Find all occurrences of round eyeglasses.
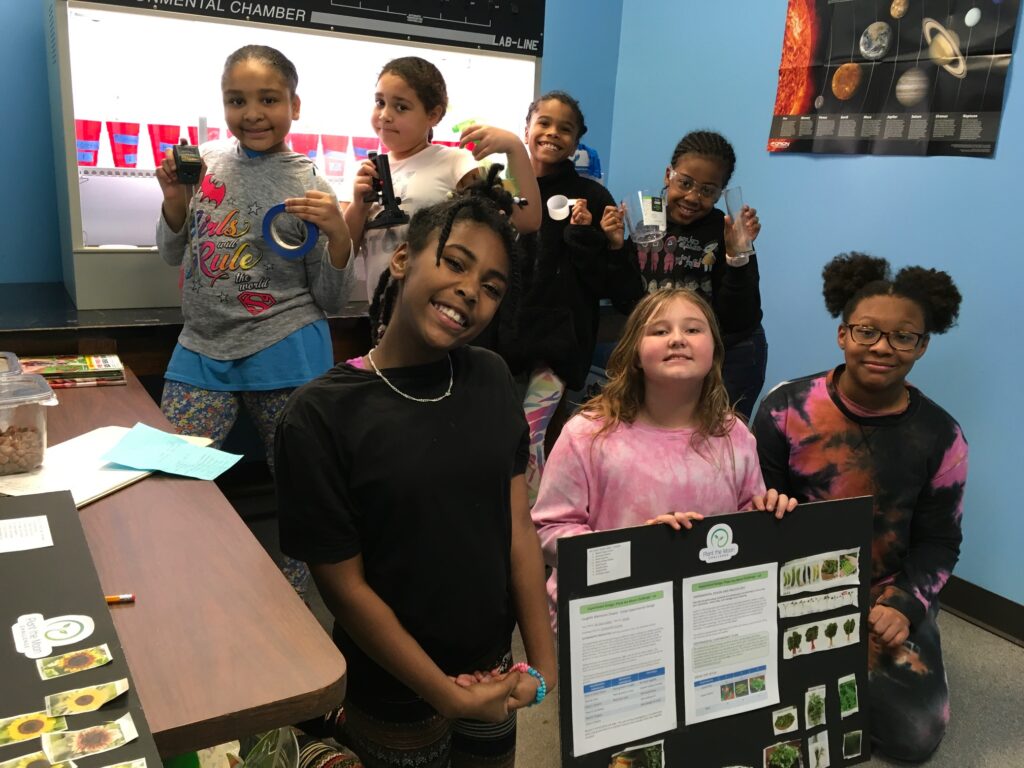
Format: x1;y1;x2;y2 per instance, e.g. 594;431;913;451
845;324;925;351
668;171;722;202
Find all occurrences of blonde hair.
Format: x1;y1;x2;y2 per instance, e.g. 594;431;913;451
581;289;735;444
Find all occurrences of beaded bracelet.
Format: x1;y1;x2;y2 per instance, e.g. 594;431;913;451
510;662;547;706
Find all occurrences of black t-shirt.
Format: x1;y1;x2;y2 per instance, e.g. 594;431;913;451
276;346;529;696
479;161;644;390
631;208;763;346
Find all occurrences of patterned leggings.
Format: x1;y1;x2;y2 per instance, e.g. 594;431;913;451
522;368;566;508
160;380;309;593
868;608;949;762
336;652;518;768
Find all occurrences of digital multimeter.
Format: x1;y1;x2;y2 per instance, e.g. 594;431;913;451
172;139;203;185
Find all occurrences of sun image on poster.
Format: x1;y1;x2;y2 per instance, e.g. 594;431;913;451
768;0;1020;156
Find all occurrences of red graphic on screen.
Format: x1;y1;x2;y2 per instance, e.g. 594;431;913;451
199;174;226;207
238;291;277;315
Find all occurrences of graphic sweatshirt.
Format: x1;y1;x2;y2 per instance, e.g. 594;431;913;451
157;140;354;360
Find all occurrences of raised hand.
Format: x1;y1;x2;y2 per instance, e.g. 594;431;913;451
569;198;592;226
459;123;523;161
284;189;347;243
600;203;626;249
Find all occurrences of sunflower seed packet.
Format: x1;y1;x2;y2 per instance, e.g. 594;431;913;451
0;712;68;747
44;679;129;717
0;750;76;768
41;714;137;764
35;644;112;681
95;760;146;768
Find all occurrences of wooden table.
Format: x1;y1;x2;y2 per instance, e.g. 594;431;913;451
46;370;346;756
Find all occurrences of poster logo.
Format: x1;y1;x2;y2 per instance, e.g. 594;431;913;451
699;523;739;563
12;613;96;659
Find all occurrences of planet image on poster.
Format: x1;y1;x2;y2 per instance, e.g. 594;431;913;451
965;8;982;27
895;67;929;106
814;95;824;110
890;0;908;19
832;63;862;100
860;21;892;60
923;18;967;78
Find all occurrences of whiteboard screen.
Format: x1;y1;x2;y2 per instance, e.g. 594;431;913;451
66;3;538;171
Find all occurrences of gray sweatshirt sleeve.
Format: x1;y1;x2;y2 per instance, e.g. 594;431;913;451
156;209;188;267
305;174;355;314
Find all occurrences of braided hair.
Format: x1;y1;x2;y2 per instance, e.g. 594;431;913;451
822;252;962;335
368;163;523;344
670;130;737;188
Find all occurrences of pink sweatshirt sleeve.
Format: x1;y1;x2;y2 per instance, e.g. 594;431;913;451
531;417;595;569
731;420;767;511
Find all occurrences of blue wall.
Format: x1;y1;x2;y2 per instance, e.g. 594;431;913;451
607;1;1022;605
540;0;623;171
1;2;61;282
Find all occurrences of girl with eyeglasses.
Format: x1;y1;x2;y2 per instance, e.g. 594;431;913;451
752;252;968;763
604;130;766;417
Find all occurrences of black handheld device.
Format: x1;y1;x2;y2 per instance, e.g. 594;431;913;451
363;152;410;230
173;139;203;185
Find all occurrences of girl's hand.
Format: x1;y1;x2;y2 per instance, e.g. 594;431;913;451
155;148;204;231
569;198;591;226
752;489;798;519
723;205;760;255
284;189;348;243
448;672;519;723
868;604;910;647
600;204;625;250
349;158;378;213
449;667;502;688
645;511;704;530
459;123;522;160
507;671;542;711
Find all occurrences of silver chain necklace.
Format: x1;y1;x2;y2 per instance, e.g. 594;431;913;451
366;348;454;403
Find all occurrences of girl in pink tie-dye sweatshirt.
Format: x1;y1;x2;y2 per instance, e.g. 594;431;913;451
532;288;795;629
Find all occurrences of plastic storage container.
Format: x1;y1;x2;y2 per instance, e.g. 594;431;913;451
0;370;57;476
0;351;22;376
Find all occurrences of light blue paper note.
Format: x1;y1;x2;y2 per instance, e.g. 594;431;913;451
101;423;242;481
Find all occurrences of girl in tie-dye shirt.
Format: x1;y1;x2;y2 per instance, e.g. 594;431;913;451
753;253;967;763
532;288;796;630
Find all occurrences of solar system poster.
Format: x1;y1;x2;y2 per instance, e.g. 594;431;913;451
768;0;1020;157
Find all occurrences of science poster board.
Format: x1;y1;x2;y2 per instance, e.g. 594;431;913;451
557;497;873;768
767;0;1020;157
0;493;162;768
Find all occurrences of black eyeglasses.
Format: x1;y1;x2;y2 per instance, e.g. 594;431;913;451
845;324;925;351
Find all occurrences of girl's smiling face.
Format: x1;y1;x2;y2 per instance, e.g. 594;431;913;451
222;59;299;154
837;294;929;406
663;153;727;226
525;98;580;174
372;72;443;160
389;220;509;353
637;296;715;387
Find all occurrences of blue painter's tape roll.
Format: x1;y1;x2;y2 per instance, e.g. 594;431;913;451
262;203;319;260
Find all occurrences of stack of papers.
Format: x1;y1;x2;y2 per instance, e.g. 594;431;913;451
0;424;240;507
